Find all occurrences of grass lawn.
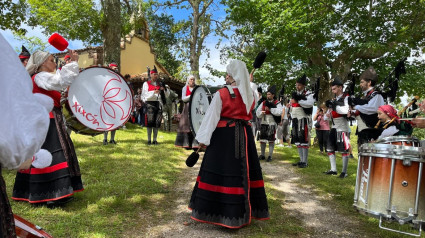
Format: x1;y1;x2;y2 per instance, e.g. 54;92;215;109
4;123;192;237
2;124;423;237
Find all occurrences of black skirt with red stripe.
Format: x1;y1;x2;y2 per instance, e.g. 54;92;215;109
12;119;83;203
189;125;269;228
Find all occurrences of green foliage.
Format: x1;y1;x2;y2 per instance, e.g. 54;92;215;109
12;31;48;52
0;0;27;34
26;0;103;45
223;0;425;100
146;10;180;76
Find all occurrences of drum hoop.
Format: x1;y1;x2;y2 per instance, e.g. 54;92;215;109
359;143;425;161
14;214;53;238
375;135;420;144
66;66;134;133
188;86;210;137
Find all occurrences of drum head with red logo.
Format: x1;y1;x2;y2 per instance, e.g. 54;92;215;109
67;67;133;132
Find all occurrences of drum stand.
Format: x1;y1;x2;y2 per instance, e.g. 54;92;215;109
379;215;422;237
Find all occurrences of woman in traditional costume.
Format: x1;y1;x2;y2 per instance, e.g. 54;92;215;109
12;50;84;206
189;60;269;228
175;75;199;149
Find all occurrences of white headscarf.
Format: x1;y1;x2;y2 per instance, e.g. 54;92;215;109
186;75;195;85
26;50;50;75
226;60;254;115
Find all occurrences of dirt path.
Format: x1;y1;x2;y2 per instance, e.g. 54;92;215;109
144;155;369;238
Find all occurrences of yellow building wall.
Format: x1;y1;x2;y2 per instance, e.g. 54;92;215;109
77;51;94;67
59;36;163;76
60;51;94;68
120;37;163;76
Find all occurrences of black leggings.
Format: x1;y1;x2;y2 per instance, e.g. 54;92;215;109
316;130;330;152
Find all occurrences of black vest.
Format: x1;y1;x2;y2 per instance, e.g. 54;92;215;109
359;90;380;128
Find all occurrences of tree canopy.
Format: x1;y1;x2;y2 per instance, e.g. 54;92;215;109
223;0;425;102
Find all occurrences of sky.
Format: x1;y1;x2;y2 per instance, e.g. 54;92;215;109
0;0;229;86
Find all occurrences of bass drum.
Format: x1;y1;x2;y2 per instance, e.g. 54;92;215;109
62;66;134;136
14;214;53;238
188;85;221;136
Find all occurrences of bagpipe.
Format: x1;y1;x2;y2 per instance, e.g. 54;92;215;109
347;58;407;107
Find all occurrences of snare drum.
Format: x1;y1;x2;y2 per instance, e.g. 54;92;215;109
188;85;221;136
354;136;425;225
63;66;133;135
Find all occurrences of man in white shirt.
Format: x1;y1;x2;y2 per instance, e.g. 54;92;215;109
291;75;316;168
256;85;283;162
141;67;169;145
348;67;385;146
323;78;351;178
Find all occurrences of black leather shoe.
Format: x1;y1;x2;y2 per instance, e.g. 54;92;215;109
323;170;337;175
103;140;108;145
298;162;308;168
292;161;301;166
259;155;265;160
109;140;117;144
266;156;272;162
147;141;152;145
153;141;158;145
339;172;347;178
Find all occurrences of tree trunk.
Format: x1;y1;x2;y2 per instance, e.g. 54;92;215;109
102;0;121;69
189;1;200;80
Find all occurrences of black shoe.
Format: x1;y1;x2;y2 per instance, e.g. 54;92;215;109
266;156;272;162
259;155;265;160
147;141;151;145
339;172;347;178
153;141;158;145
323;170;337;175
298;162;308;168
103;140;108;145
349;154;354;159
109;140;117;144
292;161;301;166
47;196;74;208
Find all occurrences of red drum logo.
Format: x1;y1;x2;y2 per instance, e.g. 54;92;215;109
67;67;133;132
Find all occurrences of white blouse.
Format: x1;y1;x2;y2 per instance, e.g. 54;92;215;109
34;62;79;91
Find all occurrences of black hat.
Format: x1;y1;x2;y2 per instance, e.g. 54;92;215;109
19;45;30;60
257;87;263;94
267;85;276;95
331;77;344;86
360;67;378;82
296;74;307;85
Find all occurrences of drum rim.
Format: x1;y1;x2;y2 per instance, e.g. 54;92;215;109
375;135;420;144
188;85;210;137
66;66;134;133
359;143;425;161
